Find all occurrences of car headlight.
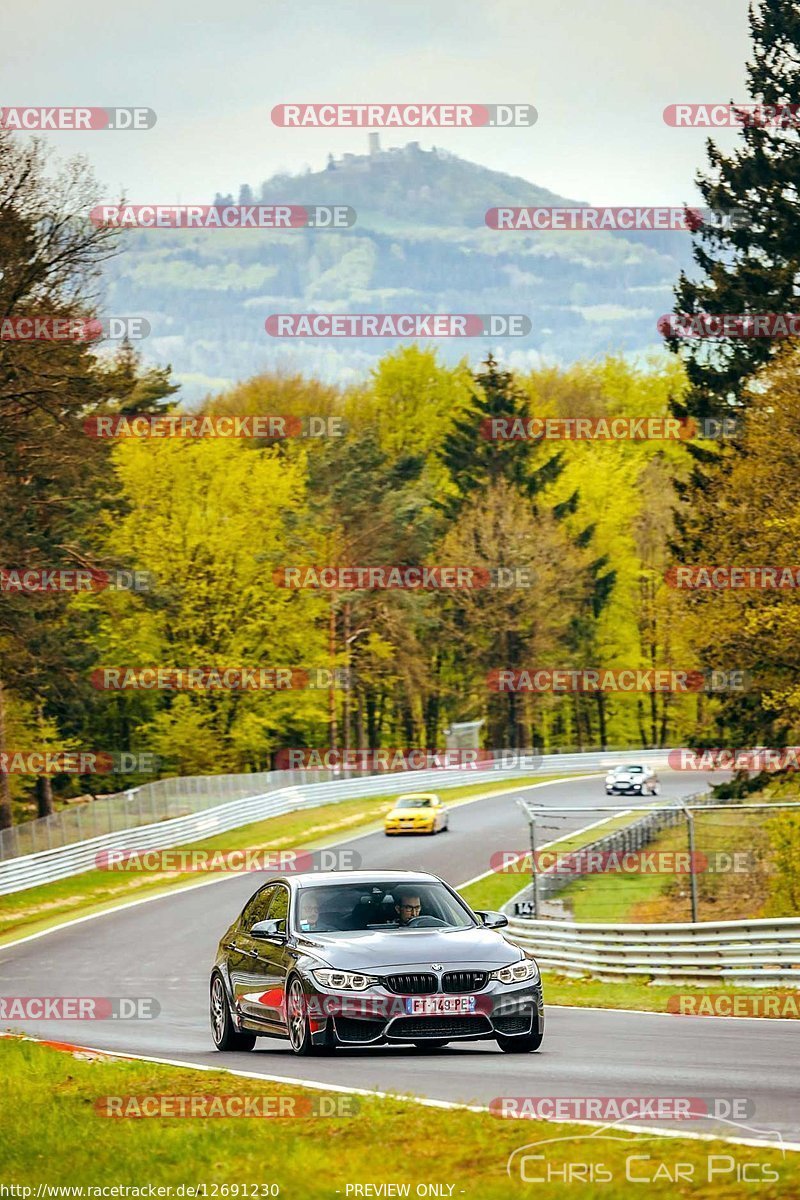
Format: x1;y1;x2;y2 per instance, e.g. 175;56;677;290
490;959;540;985
312;969;379;991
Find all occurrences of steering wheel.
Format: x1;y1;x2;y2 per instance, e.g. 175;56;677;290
405;915;448;928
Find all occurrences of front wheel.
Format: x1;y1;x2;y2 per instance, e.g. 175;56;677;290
651;782;661;795
497;1029;544;1054
210;974;256;1052
287;977;333;1056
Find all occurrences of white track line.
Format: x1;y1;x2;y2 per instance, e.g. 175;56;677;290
2;1032;796;1154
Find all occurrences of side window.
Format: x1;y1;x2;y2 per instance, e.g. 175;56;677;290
242;884;278;929
267;885;290;927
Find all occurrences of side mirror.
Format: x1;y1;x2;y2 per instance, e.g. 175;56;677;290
250;918;286;941
476;909;509;930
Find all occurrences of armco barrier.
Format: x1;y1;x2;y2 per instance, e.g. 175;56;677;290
0;750;672;894
506;915;800;986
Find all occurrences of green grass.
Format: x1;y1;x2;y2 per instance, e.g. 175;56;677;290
564;848;678;923
0;774;564;946
561;798;794;925
539;972;800;1016
460;808;644;912
2;1037;797;1197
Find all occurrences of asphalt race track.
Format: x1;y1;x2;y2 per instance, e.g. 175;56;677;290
2;770;798;1150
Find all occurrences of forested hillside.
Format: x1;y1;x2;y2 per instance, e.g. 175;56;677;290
103;142;695;400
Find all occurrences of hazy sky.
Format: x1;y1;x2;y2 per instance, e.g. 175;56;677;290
2;0;753;205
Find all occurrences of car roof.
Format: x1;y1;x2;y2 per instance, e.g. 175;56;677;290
265;869;443;889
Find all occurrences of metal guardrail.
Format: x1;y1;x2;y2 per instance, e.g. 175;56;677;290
0;770;301;860
0;748;672;862
0;750;673;895
507;916;800;986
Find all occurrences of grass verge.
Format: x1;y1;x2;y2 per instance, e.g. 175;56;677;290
538;972;800;1017
1;1036;797;1197
460;808;645;913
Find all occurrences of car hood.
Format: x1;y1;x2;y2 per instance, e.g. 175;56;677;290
295;925;523;971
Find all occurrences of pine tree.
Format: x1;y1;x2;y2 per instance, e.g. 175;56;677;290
666;0;800;423
437;354;567;518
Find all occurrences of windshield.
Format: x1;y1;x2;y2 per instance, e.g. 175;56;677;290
616;766;643;773
293;880;476;934
396;797;433;808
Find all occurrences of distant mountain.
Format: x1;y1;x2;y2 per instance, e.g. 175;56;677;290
102;139;693;401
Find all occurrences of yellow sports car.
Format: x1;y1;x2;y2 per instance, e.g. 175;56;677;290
384;792;449;835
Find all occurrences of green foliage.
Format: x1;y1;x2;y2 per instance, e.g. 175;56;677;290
667;0;800;421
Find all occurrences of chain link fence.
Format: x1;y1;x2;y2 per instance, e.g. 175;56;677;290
513;794;800;924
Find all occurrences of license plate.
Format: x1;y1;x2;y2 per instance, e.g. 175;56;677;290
404;995;476;1015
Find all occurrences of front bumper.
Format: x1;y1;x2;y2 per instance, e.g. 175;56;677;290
304;978;544;1046
385;821;434;834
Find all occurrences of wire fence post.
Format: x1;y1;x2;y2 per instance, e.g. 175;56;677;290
529;811;539;919
685;806;699;923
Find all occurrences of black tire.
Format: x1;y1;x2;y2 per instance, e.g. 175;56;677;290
210;973;256;1052
497;1029;544;1054
287;976;333;1056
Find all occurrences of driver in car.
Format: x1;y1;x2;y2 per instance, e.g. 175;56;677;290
298;892;333;932
394;891;423;926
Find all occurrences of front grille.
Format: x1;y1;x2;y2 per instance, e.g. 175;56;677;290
442;970;488;993
335;1016;383;1043
389;1015;491;1040
384;972;438;994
